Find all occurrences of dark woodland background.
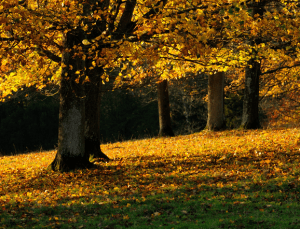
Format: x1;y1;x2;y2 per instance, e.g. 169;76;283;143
0;75;268;155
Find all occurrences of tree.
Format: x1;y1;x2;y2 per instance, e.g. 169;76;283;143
84;66;110;161
157;80;174;137
1;0;174;171
206;72;226;131
259;62;300;128
49;31;91;171
240;57;261;129
240;0;300;128
239;2;265;129
2;0;300;171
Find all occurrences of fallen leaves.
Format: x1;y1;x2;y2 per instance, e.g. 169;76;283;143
0;128;300;227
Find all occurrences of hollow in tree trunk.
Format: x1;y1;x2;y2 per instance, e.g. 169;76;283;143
157;80;174;137
84;66;110;161
49;31;94;172
240;59;261;129
206;72;226;131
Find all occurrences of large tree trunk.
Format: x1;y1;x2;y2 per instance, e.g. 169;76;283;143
85;66;110;161
206;72;225;131
49;32;93;172
240;4;264;130
157;80;174;137
82;1;110;161
240;59;261;129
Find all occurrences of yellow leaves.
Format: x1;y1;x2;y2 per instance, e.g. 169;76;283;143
1;128;300;227
152;212;161;217
82;39;91;46
260;159;271;165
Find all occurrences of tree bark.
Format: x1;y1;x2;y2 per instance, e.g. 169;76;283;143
84;66;110;161
240;4;264;130
206;72;226;131
240;59;261;129
49;31;93;172
82;1;110;161
157;80;174;137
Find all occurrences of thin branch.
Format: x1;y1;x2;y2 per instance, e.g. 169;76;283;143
109;0;123;32
261;63;300;75
36;46;61;63
142;0;168;19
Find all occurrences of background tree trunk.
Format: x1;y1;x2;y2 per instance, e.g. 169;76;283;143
49;32;93;172
85;66;110;161
240;59;261;129
240;4;264;130
206;72;225;131
157;80;174;137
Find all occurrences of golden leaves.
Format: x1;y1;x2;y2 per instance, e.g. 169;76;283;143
1;128;300;213
0;0;300;129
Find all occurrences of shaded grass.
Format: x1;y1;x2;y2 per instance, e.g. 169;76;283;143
1;128;300;228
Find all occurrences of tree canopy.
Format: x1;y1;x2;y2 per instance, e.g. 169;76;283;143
1;0;299;98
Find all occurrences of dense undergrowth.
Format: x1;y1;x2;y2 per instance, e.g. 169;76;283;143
1;128;300;228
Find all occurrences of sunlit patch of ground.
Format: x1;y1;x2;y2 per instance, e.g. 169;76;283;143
1;128;300;228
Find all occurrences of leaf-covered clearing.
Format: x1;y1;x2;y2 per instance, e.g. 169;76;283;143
1;128;300;228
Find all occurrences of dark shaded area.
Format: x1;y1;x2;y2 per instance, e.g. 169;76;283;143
99;89;159;142
157;80;174;137
224;90;244;129
0;90;59;155
168;76;208;135
0;87;160;156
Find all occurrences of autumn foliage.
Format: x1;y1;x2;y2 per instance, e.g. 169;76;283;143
1;0;300;129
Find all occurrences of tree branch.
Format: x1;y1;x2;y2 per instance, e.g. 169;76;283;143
142;0;168;19
0;37;24;42
36;47;61;63
261;63;300;75
115;0;137;35
108;0;123;33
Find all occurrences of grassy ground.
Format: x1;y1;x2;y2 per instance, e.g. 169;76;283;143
1;128;300;228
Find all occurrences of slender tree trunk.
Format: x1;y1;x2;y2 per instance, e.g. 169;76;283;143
49;32;93;172
157;80;174;137
206;72;225;131
240;59;261;129
84;66;110;161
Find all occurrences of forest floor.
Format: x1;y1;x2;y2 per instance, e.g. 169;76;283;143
1;128;300;228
